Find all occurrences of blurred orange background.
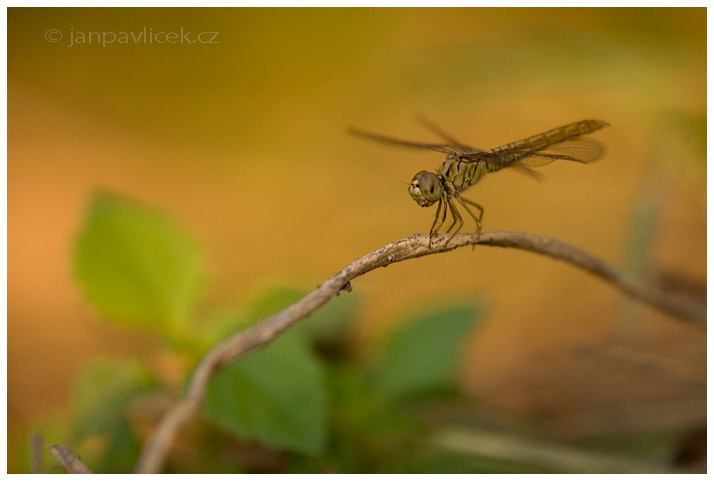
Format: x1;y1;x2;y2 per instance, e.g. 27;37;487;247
8;7;706;470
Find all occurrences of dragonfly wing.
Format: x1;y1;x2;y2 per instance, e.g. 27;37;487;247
483;138;605;168
519;138;605;166
511;161;546;180
517;153;573;167
348;128;458;154
414;114;482;153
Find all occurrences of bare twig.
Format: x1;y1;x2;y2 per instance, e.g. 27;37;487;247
30;432;44;474
48;444;92;474
135;231;705;473
431;427;674;473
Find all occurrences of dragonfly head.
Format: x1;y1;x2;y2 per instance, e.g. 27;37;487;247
409;171;442;207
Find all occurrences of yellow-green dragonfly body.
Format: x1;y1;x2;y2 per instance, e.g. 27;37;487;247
350;119;608;244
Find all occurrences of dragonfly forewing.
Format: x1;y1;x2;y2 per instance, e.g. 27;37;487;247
348;128;460;154
414;114;481;153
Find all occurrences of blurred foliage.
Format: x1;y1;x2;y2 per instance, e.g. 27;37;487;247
13;191;692;473
36;191;491;473
71;359;157;472
71;359;156;440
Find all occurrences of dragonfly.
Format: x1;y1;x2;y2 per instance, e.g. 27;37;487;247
349;118;609;245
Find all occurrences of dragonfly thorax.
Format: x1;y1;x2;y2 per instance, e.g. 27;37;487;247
409;171;443;207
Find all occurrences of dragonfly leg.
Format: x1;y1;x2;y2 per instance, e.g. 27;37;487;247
427;197;446;248
429;197;447;235
444;196;463;246
457;196;484;233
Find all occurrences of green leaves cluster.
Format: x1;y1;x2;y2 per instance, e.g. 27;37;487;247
60;191;485;473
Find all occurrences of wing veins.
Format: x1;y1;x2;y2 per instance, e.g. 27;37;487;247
489;137;605;167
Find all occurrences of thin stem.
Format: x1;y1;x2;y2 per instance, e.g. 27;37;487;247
135;230;705;473
48;444;92;474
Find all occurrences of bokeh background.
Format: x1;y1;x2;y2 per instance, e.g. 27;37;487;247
8;7;706;472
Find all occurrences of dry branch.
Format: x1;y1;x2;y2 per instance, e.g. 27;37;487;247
135;230;705;473
30;433;44;474
48;444;92;474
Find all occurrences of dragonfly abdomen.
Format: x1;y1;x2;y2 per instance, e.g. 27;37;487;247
490;119;607;154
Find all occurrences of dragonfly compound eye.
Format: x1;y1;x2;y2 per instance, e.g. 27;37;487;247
409;171;442;207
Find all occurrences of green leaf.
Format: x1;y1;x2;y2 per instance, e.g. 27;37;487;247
203;333;327;455
71;358;156;439
203;284;359;348
372;302;483;400
73;191;203;330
